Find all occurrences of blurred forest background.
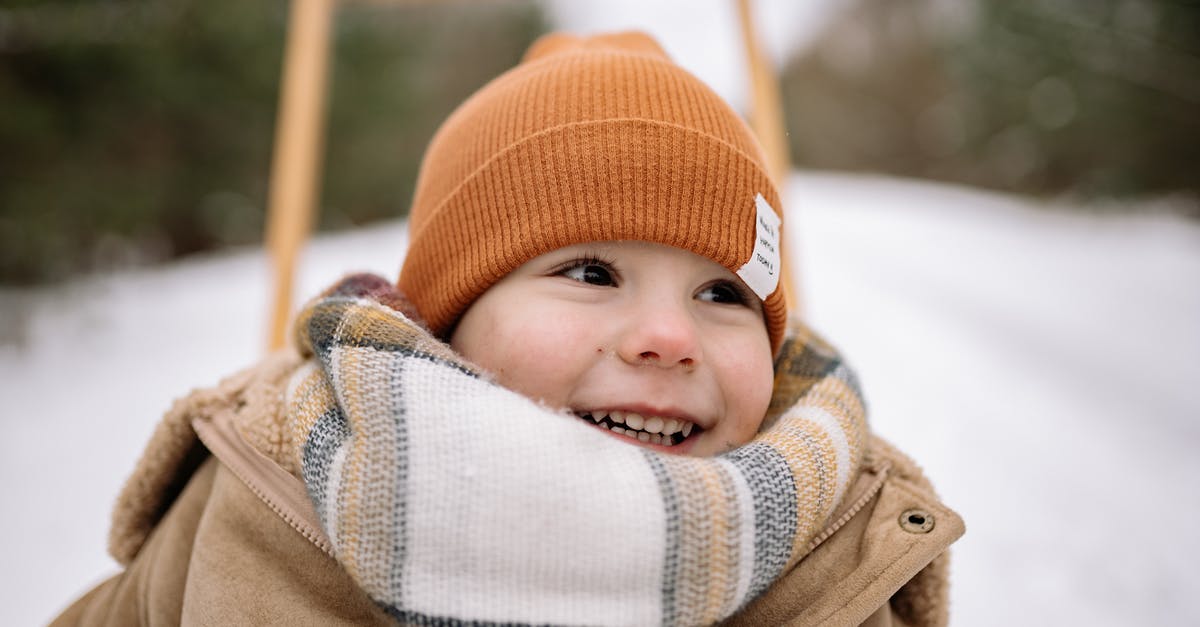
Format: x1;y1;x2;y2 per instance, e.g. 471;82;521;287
2;0;1197;286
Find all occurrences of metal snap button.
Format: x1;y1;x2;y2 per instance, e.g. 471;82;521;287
899;509;935;533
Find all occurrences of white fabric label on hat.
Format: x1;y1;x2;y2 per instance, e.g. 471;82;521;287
736;193;782;301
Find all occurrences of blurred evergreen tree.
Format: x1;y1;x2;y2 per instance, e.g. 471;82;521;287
0;0;547;284
323;1;546;229
780;0;1200;205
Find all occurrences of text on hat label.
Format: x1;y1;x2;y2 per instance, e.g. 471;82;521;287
736;193;782;301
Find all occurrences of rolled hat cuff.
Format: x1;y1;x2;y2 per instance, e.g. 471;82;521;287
399;118;787;353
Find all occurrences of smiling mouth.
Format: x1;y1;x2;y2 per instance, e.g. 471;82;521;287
572;409;699;447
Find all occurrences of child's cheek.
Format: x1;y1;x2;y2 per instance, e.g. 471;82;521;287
488;306;598;406
717;333;775;440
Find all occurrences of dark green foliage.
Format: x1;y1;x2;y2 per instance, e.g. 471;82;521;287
0;0;546;284
322;2;547;229
780;0;1200;203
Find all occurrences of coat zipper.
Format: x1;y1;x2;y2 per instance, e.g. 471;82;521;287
804;457;892;554
191;409;334;557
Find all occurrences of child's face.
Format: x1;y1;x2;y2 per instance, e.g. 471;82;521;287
450;241;774;456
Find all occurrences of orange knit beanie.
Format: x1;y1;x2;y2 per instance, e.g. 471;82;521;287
399;31;788;353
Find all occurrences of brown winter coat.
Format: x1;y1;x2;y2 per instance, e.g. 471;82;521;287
52;351;963;627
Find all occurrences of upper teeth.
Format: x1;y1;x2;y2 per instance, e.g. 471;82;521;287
575;410;694;437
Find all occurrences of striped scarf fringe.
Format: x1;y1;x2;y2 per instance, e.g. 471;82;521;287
286;274;868;626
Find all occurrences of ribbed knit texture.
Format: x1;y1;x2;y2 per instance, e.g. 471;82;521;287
287;274;865;625
399;32;787;353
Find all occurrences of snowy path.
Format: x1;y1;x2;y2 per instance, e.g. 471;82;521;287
3;172;1197;625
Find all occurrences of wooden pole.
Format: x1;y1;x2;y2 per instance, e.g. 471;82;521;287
264;0;336;350
735;0;802;315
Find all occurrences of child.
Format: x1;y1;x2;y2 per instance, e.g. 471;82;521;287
53;32;961;626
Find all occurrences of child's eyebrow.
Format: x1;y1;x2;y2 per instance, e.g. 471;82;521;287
545;246;618;267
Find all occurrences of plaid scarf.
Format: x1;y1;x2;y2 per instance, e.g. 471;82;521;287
287;274;868;626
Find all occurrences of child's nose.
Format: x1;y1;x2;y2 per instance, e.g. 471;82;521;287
616;301;700;370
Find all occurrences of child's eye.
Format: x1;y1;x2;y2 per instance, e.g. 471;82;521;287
697;280;750;305
559;260;617;286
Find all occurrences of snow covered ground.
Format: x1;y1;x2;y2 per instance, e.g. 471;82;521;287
790;174;1200;625
3;172;1198;625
